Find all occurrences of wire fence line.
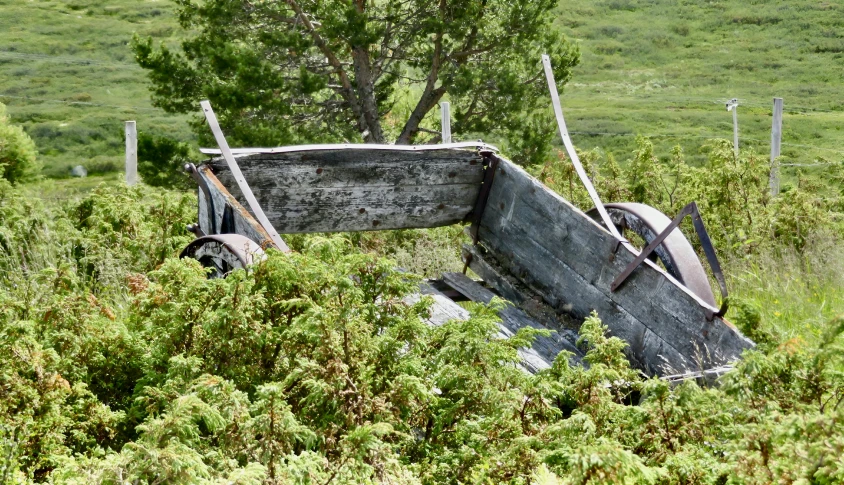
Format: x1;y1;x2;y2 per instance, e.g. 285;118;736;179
566;90;844;115
1;87;842;162
780;162;841;167
3;49;843;114
0;50;139;68
2;51;843;115
570;131;844;157
0;93;160;112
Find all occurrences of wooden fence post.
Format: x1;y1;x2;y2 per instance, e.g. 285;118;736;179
125;121;138;186
769;97;783;196
440;102;451;144
726;98;739;157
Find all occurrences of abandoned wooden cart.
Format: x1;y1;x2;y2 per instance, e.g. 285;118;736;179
179;103;754;379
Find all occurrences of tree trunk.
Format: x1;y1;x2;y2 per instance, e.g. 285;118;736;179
351;46;385;143
396;32;446;145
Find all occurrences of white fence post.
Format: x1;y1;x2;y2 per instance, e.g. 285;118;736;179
726;98;739;157
440;102;451;144
769;97;783;196
125;121;138;186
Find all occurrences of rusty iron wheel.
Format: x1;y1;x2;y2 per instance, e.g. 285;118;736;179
180;234;266;278
587;203;717;306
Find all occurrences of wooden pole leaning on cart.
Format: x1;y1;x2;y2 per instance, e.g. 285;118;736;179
541;55;628;247
199;100;290;252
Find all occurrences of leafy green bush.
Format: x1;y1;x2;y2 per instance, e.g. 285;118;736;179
0;102;40;185
535;137;843;254
137;132;193;190
1;182;843;484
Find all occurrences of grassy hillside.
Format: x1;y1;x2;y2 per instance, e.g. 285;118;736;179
557;0;844;171
1;0;843;179
0;0;192;178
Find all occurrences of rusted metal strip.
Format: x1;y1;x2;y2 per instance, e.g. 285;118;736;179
200;101;289;252
691;208;729;317
610;202;728;319
467;151;501;245
611;204;695;293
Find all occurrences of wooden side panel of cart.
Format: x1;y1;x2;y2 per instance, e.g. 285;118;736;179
193;147;753;375
466;159;753;374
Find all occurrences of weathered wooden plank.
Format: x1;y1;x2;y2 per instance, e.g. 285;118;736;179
477;158;753;373
223;183;481;233
196;166;281;250
407;281;572;374
208;150;485;189
441;272;584;371
663;365;733;388
462;243;582;335
411;282;471;327
471;221;683;373
481;174;745;365
205;147;485;233
479;186;703;372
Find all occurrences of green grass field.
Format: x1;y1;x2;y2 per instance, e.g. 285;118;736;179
1;0;843;180
556;0;844;173
0;0;192;178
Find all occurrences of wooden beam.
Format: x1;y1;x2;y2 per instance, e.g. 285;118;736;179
769;97;784;196
125;121;137;186
201;101;288;250
208;148;485;233
463;244;583;335
196;166;283;251
440;102;451;144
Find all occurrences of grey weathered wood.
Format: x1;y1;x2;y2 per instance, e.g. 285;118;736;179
663;365;733;388
208;150;484;188
441;272;583;371
463;243;583;336
196;166;282;251
473;225;679;372
732;105;739;156
199;141;497;156
407;280;580;374
412;281;471;327
440;102;451;144
201;101;288;251
125;121;137;186
476;158;753;374
769;97;783;196
208;148;484;233
726;98;740;156
189;140;753;375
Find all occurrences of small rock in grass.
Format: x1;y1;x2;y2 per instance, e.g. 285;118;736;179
70;165;88;178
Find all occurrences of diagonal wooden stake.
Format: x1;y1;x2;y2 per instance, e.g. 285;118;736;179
541;55;626;243
200;100;289;252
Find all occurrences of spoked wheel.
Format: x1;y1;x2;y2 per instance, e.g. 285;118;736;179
587;203;717;306
180;234;266;278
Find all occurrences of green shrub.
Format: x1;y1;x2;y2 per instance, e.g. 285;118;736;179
1;168;843;483
535;137;843;254
0;103;40;184
136;131;193;190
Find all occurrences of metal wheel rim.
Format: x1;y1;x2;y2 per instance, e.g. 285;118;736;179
180;234;266;278
587;203;717;306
